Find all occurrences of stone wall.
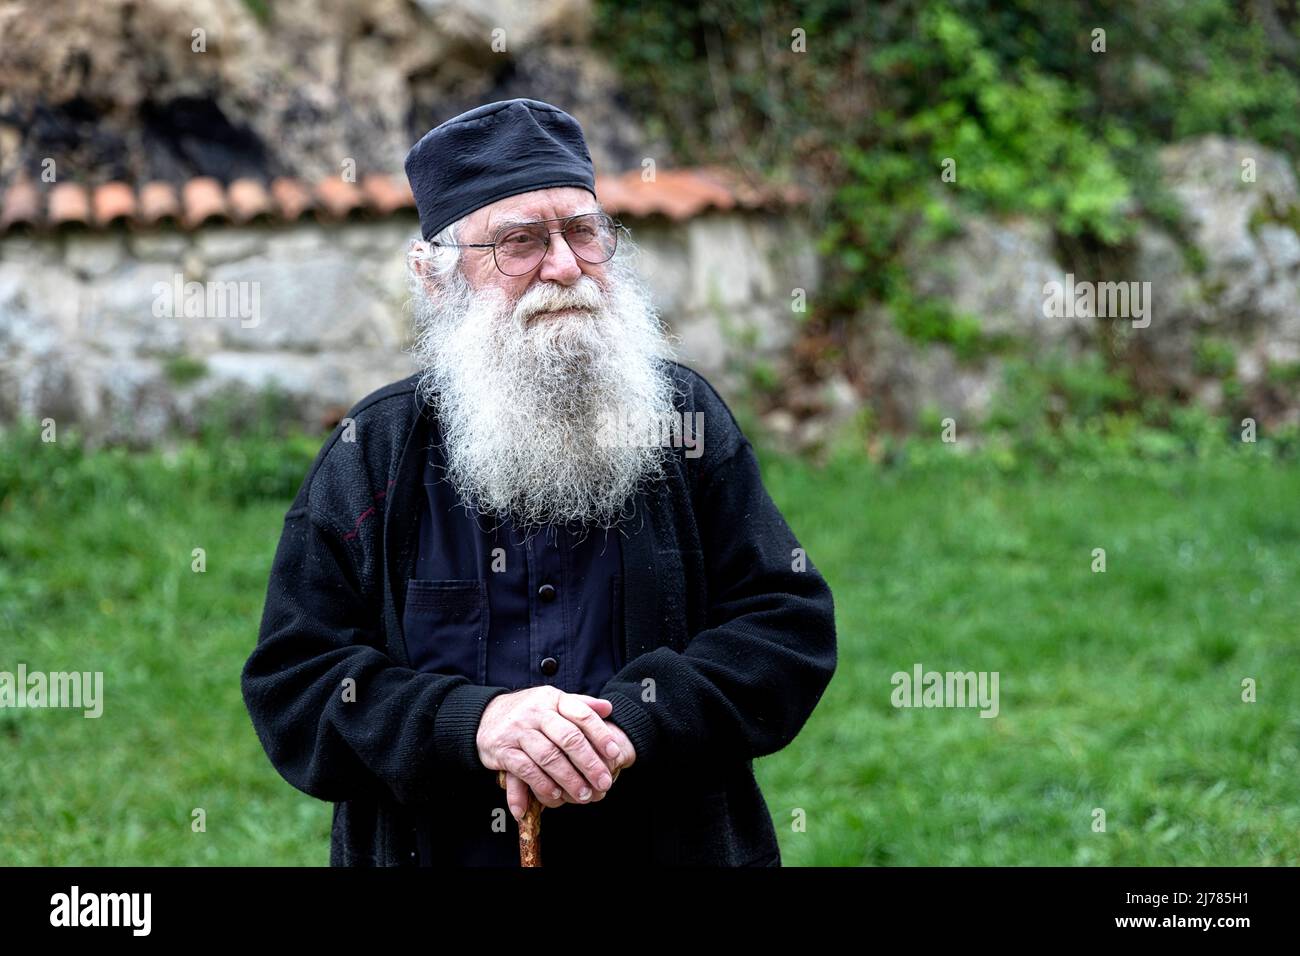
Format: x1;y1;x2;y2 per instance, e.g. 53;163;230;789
848;136;1300;441
5;134;1296;451
0;209;818;446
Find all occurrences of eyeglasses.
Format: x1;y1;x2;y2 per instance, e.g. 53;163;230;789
431;212;621;277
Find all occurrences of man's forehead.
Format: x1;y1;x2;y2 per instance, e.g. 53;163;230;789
479;188;598;230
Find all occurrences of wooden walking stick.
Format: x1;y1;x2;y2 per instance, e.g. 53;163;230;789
497;767;620;867
497;769;543;867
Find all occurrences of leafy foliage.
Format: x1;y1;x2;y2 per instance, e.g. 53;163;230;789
594;0;1300;448
594;0;1300;352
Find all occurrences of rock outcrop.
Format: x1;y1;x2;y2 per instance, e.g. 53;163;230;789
0;0;660;187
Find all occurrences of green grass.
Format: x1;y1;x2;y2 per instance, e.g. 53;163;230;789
0;421;1296;865
757;446;1300;866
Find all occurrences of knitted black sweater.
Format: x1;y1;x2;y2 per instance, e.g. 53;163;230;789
240;362;837;866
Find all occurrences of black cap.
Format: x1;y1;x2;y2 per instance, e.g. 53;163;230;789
404;98;598;241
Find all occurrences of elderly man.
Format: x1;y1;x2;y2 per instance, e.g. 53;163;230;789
241;98;836;867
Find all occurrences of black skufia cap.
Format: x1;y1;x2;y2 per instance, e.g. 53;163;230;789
404;98;597;240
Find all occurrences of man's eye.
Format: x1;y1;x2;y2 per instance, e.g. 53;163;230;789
502;232;538;245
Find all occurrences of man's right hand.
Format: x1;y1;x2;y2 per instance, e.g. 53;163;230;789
476;687;627;811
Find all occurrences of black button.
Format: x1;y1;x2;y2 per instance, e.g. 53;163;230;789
538;583;557;602
540;656;559;676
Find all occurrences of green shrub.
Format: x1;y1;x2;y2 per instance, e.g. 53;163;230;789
594;0;1300;433
1194;338;1237;378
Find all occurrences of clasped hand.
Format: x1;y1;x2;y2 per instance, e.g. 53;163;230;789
475;687;637;821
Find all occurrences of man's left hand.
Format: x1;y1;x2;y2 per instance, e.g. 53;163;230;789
500;695;636;819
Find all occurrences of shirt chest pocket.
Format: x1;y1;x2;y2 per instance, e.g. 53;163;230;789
401;579;488;684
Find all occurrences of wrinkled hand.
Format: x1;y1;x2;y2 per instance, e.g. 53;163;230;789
477;688;635;817
600;717;637;776
499;707;637;819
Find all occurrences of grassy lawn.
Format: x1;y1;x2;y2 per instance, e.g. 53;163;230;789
1;423;1297;865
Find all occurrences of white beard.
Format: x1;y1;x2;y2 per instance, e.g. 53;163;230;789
409;254;679;531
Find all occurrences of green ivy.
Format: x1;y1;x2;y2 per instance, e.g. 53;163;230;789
888;288;1006;361
1194;337;1238;378
593;0;1300;339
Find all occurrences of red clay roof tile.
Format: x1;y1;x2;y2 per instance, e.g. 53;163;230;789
0;168;806;237
227;178;273;223
48;182;91;227
93;182;136;227
0;177;40;231
361;173;415;216
138;181;181;226
315;177;366;219
182;177;229;228
270;177;315;221
596;173;660;218
659;170;738;218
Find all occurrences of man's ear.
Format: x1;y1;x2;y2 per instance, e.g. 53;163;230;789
407;239;434;280
407;240;441;298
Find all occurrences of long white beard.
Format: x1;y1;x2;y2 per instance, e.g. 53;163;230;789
410;255;678;531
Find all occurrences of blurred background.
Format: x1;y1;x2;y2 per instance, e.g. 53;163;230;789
0;0;1296;866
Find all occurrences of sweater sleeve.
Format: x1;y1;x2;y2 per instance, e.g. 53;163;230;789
601;434;837;780
241;503;509;808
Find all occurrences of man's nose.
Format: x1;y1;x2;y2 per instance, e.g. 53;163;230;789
536;232;583;284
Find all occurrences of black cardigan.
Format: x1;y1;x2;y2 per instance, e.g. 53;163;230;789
240;361;837;866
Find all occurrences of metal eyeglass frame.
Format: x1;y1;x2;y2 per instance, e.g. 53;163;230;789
429;212;623;276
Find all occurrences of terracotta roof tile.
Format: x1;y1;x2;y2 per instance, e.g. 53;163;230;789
692;165;766;207
595;167;795;220
361;173;415;216
0;177;40;231
48;182;91;228
595;173;659;218
591;173;636;216
227;178;273;223
315;177;366;220
270;177;315;221
182;176;228;228
93;182;136;227
0;168;807;237
715;165;809;205
661;170;738;218
138;181;181;226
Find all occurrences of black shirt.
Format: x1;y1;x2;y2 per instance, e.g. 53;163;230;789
405;438;624;864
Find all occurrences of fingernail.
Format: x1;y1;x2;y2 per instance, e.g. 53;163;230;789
605;741;621;758
598;773;612;790
579;787;591;801
552;788;562;799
